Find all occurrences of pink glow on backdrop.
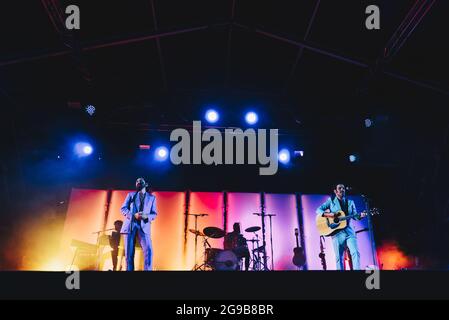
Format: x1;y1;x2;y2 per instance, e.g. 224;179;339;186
186;192;224;269
226;192;262;252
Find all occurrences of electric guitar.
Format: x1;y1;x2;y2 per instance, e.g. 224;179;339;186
316;208;379;236
292;228;306;267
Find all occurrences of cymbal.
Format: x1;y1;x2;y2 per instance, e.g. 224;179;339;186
245;226;261;233
189;229;205;237
203;226;225;239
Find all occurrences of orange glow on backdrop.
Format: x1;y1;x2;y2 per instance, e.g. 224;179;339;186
59;189;108;270
186;192;224;270
105;190;186;270
377;241;414;270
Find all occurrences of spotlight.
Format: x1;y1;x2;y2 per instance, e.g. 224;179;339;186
85;105;96;116
155;146;169;161
205;109;219;124
74;142;93;157
294;150;304;157
245;111;258;125
364;118;373;128
83;145;93;155
349;154;357;163
278;149;290;164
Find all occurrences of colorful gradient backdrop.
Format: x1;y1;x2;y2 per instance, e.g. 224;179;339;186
56;189;377;271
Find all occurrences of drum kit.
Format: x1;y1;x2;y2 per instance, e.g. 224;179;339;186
189;222;269;271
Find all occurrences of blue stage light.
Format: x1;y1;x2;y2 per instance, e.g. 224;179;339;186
245;111;258;125
205;109;219;124
85;105;96;116
155;146;169;161
364;118;373;128
349;154;357;163
294;150;304;157
278;149;290;164
74;142;93;157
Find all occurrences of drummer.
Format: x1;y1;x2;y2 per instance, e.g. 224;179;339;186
224;223;250;271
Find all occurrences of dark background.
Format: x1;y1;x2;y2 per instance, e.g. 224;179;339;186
0;0;448;270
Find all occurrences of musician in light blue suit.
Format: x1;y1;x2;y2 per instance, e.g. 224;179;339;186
316;184;366;270
120;177;157;271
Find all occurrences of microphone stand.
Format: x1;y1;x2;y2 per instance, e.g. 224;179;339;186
266;214;276;271
348;185;379;269
256;192;269;271
362;194;379;269
92;229;108;271
319;236;327;270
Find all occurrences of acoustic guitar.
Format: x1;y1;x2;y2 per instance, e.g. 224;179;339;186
316;208;379;236
292;228;306;267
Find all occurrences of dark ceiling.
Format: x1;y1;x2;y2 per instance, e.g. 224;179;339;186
1;0;448;114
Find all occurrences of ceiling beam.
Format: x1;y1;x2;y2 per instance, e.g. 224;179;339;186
234;22;448;96
40;0;93;83
225;0;236;88
149;0;168;92
284;0;321;93
0;23;231;67
384;0;436;61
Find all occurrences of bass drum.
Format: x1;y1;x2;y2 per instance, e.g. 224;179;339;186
205;248;222;268
213;250;239;271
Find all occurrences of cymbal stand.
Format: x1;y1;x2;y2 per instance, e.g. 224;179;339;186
250;232;262;271
253;212;271;271
194;237;211;271
187;213;206;270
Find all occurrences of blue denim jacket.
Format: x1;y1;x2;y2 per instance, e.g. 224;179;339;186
316;196;360;236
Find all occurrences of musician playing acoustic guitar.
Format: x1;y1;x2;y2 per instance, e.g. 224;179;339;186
316;184;367;270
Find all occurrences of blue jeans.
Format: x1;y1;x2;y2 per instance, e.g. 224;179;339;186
331;228;360;270
124;221;153;271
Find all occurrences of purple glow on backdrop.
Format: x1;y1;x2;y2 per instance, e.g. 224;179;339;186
227;193;299;270
301;195;375;270
264;193;299;270
227;193;262;268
